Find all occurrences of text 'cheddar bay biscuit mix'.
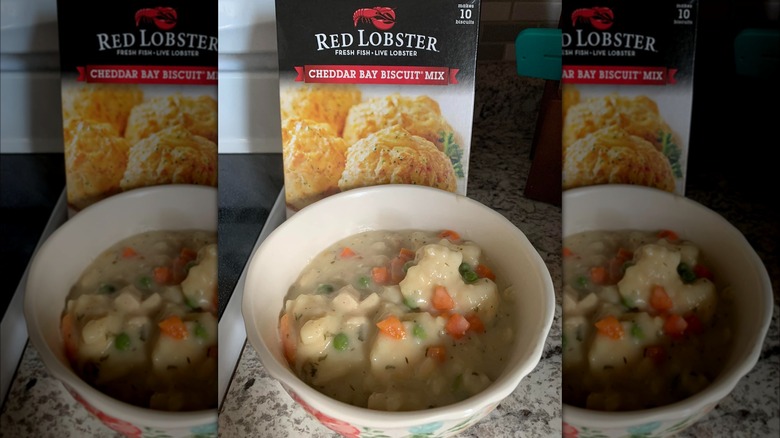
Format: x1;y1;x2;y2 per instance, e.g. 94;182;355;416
274;0;482;217
56;0;218;215
561;0;699;195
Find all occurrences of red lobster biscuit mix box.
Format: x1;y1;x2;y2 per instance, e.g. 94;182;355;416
275;0;481;216
561;0;698;195
56;1;218;215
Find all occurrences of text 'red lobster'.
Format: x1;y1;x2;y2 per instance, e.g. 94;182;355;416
571;7;614;31
353;7;396;31
135;7;178;31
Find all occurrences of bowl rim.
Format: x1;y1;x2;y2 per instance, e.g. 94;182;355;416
560;184;774;426
242;184;556;427
23;184;219;427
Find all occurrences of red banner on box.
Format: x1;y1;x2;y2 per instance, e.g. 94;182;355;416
76;65;217;85
294;65;459;85
562;65;677;85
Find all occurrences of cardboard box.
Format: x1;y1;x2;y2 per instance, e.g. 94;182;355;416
56;0;218;215
274;0;481;216
561;0;698;195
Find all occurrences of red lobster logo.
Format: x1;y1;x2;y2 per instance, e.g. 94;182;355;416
571;7;614;31
135;7;178;31
353;7;396;31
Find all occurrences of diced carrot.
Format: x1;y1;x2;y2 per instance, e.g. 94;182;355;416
644;345;667;365
279;313;296;364
607;258;624;284
594;315;624;340
465;313;485;333
389;248;417;284
121;247;137;258
432;285;455;311
663;314;688;338
475;264;496;281
438;230;461;242
389;257;406;284
693;264;714;281
590;266;608;285
445;313;470;339
649;285;673;312
607;248;633;283
684;313;704;335
171;257;188;284
179;247;198;264
562;247;574;257
153;266;172;284
60;313;78;361
426;346;447;363
340;247;356;258
158;315;188;340
657;229;679;242
371;266;389;284
615;248;633;262
377;315;406;340
398;248;416;261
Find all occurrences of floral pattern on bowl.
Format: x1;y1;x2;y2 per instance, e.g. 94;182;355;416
562;401;718;438
287;387;499;438
63;384;217;438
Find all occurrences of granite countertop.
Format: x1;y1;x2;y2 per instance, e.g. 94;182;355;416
1;61;778;437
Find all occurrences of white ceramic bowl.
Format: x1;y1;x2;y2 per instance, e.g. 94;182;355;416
242;185;555;437
561;185;773;438
24;184;218;438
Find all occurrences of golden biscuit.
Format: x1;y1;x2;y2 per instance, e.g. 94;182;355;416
280;84;362;137
563;93;673;151
64;119;131;210
61;84;143;136
562;125;676;192
338;125;457;193
561;84;580;120
120;125;217;191
124;94;217;145
282;117;350;211
342;94;455;151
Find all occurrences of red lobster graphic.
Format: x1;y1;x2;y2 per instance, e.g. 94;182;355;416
571;7;614;31
353;7;396;31
135;7;178;31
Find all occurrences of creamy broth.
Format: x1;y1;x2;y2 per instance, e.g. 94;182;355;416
562;229;732;411
62;229;217;411
279;229;516;411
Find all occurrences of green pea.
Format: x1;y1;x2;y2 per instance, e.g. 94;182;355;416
459;263;478;283
357;276;371;289
115;333;131;351
412;324;426;339
136;275;152;290
621;295;635;310
404;297;419;310
677;262;696;283
630;323;643;339
576;276;589;289
98;283;116;294
403;261;415;272
185;298;199;310
317;284;335;294
333;333;349;351
194;323;208;339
